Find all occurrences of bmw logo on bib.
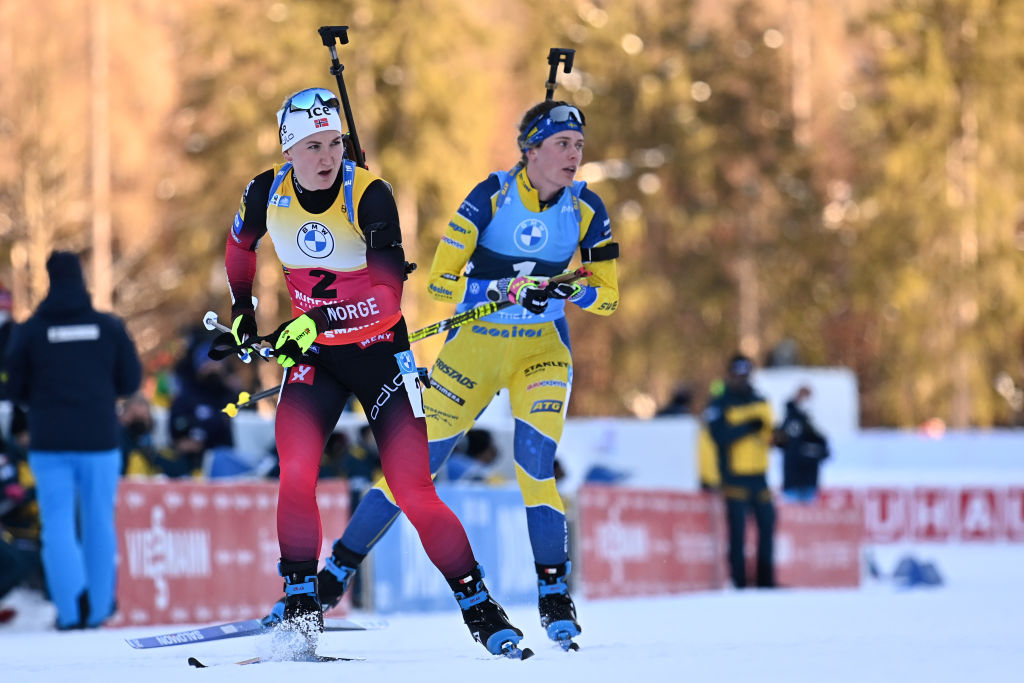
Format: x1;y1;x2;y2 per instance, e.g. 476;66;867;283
514;219;548;253
297;221;335;259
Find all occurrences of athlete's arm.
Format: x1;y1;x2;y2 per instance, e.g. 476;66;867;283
224;170;273;314
425;175;499;305
572;187;619;316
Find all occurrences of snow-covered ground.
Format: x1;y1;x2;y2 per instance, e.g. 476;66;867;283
4;543;1023;682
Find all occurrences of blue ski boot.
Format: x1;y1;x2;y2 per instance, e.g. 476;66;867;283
273;559;323;659
262;554;358;627
537;561;581;651
448;565;533;659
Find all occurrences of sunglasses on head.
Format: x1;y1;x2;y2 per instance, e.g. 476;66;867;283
284;88;340;113
547;104;585;126
279;88;341;143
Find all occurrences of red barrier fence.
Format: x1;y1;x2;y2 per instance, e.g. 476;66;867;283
821;486;1024;543
109;480;350;627
577;486;863;599
577;486;727;598
108;482;1023;623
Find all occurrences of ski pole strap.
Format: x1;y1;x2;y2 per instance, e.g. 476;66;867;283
206;332;241;361
206;332;274;363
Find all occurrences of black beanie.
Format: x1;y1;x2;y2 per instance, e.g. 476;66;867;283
46;251;85;286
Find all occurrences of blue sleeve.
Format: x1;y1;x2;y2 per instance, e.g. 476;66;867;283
578;187;613;249
455;175;500;233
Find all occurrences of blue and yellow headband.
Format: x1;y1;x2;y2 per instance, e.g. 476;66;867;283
519;104;586;151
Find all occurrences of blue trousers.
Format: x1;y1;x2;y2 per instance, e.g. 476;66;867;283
28;449;120;628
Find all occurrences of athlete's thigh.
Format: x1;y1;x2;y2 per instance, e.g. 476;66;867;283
506;321;573;442
276;355;350;451
423;326;502;442
341;330;431;475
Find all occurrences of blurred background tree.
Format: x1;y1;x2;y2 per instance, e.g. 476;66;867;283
2;0;1023;427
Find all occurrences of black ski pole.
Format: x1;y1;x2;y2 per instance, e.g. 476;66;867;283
545;48;576;101
318;25;366;169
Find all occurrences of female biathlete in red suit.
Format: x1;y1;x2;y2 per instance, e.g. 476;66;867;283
224;87;527;658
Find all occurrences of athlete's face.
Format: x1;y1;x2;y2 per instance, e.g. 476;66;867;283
525;131;584;201
283;130;345;190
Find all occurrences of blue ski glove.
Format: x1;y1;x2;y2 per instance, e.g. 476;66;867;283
273;313;318;368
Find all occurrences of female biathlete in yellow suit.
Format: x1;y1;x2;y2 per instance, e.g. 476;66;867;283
267;100;618;651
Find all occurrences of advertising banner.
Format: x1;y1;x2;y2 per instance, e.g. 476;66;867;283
110;480;350;626
775;501;862;587
825;486;1024;544
577;486;725;599
579;487;863;599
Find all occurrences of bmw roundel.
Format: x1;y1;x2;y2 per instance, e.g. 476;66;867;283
297;221;335;258
514;218;548;253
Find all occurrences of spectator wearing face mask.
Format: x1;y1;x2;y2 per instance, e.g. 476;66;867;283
120;393;190;478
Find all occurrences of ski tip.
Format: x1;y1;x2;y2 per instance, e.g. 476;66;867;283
521;647;535;660
187;657;206;668
564;640;580;652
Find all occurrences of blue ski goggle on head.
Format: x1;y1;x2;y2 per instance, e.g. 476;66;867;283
520;104;586;150
277;88;342;145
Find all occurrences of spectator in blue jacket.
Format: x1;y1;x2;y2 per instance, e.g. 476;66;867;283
4;251;141;629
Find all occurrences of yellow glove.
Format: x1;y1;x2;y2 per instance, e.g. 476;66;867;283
273;314;318;368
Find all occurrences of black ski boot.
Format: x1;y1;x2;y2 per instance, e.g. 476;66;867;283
538;561;581;651
261;550;360;627
448;565;532;659
318;555;358;611
273;559;324;659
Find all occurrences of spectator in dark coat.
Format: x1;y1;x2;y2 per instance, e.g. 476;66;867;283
776;385;830;503
169;336;241;477
4;251;141;629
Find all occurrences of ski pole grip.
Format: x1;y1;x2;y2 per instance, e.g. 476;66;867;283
545;48;576;100
318;26;350;47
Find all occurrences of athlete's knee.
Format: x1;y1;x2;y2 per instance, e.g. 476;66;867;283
277;457;320;494
390;479;441;518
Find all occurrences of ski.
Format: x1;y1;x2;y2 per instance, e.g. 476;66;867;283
188;653;362;667
126;617;378;649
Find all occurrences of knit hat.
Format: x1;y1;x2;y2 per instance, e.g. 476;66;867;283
277;88;344;151
46;251;85;287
